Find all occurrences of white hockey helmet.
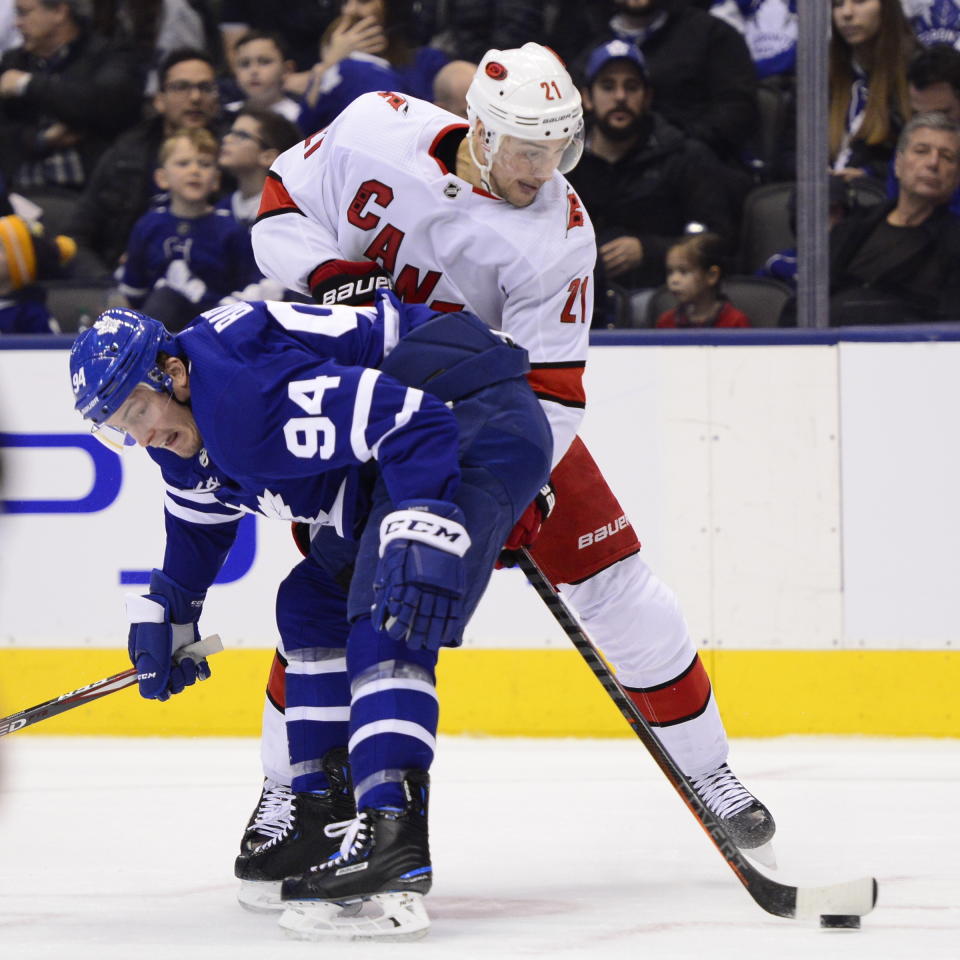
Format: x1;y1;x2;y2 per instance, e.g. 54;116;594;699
465;42;584;191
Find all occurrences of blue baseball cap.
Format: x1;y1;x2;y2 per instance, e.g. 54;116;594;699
584;38;648;85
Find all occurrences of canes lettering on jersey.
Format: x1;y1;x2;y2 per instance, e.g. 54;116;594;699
346;178;465;312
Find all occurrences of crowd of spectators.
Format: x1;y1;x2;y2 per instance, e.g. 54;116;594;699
1;0;960;333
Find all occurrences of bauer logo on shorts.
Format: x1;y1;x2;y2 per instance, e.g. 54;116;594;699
577;515;629;550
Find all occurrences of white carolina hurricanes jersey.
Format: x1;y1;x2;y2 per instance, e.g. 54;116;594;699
252;91;597;464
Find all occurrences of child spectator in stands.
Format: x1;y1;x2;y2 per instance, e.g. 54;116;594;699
67;48;223;276
225;30;302;125
0;212;75;333
298;0;448;134
657;232;751;328
117;128;262;331
830;0;918;181
217;105;301;227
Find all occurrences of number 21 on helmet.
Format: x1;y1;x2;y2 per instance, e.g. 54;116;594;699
465;42;585;191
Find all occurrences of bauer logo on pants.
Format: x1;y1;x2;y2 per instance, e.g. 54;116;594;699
577;515;629;550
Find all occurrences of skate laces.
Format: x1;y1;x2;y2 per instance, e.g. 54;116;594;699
690;762;755;819
318;812;371;867
249;779;296;842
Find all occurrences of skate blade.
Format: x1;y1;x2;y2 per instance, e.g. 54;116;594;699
237;880;284;913
279;891;430;941
742;840;777;870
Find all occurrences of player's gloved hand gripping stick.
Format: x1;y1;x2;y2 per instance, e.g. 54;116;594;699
372;499;470;651
0;634;223;737
496;481;555;569
126;569;209;700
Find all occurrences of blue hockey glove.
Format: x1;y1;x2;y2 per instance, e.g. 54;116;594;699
372;499;471;651
126;569;209;701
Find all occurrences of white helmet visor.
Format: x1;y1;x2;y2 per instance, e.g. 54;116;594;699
494;126;584;180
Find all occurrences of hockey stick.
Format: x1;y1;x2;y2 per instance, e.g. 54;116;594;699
517;549;877;922
0;634;223;738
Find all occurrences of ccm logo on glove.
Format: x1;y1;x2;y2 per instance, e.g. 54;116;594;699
379;510;471;557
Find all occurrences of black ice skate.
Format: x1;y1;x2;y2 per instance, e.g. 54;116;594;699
278;769;432;941
235;747;355;912
690;762;777;867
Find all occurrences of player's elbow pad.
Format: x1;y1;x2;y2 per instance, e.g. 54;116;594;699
308;259;393;307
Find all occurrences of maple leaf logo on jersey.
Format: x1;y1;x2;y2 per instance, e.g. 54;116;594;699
931;0;960;29
912;0;960;44
566;192;585;232
255;489;329;524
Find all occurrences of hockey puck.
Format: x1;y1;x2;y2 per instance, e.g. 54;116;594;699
819;914;861;930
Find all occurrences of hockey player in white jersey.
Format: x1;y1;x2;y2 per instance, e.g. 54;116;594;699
249;41;776;906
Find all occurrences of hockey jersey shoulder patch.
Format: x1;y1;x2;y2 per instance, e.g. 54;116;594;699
256;172;303;223
377;91;409;114
566;191;585;232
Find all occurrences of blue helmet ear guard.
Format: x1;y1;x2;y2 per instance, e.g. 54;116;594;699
69;308;176;428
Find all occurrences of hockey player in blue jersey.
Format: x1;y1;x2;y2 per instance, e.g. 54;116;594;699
68;293;552;940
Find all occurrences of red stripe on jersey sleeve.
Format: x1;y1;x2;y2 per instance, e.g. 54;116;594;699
256;173;302;221
526;365;586;408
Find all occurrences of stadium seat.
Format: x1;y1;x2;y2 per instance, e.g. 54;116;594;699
44;280;115;333
737;181;794;275
18;187;82;238
745;81;791;184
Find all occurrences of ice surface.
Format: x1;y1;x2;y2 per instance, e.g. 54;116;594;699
0;736;957;959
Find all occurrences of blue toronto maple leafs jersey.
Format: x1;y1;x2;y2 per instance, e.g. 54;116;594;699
119;207;262;312
148;294;464;592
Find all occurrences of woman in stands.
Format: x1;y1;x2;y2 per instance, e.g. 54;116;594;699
297;0;448;134
829;0;918;181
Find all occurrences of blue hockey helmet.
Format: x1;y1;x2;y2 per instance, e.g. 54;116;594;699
69;308;176;447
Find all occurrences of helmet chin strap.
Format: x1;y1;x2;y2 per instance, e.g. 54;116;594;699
466;127;504;199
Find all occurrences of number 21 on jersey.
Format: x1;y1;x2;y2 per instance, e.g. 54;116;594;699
561;276;590;323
